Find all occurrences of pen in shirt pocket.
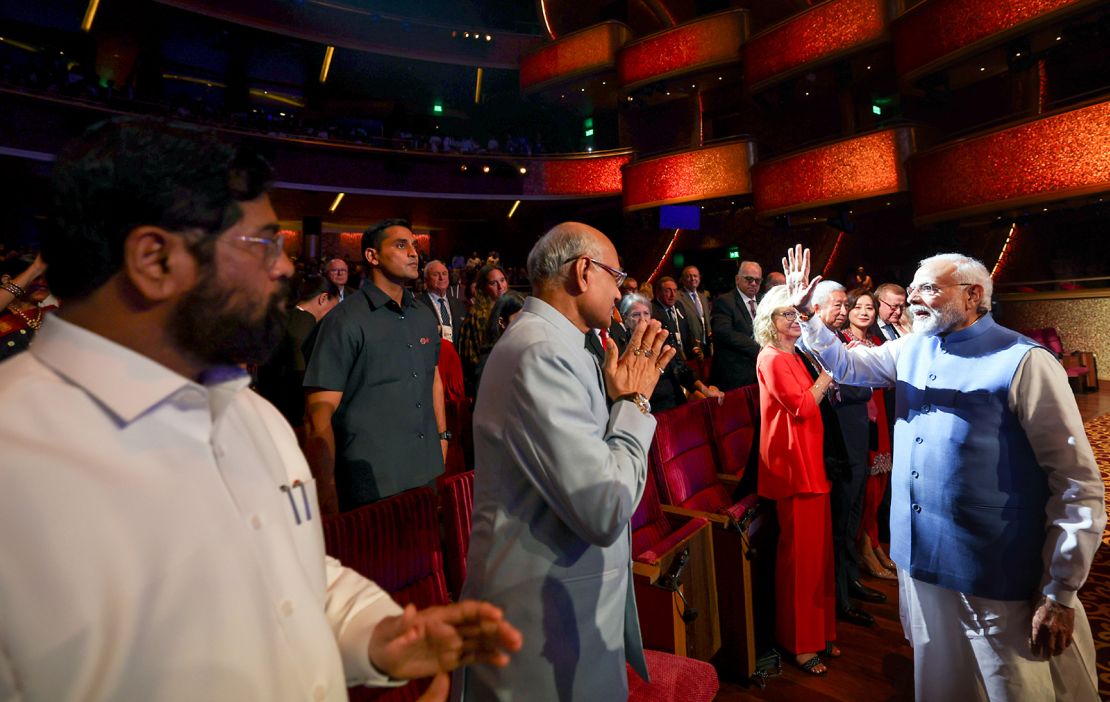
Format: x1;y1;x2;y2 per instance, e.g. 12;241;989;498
280;480;312;524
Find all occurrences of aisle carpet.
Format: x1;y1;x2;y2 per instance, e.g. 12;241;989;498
1081;411;1110;696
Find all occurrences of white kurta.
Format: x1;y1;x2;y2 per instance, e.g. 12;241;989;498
0;316;403;701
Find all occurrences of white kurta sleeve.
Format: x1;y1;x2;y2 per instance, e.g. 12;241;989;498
1009;349;1106;607
324;556;406;687
798;316;901;388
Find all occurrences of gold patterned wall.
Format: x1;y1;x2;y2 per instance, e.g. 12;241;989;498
996;291;1110;380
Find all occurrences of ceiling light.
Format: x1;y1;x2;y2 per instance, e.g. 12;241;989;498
481;165;490;173
328;192;345;213
518;167;527;175
507;200;521;218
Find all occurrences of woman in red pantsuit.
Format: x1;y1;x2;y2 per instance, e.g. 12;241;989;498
753;286;838;675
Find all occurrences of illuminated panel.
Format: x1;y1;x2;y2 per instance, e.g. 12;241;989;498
744;0;887;90
894;0;1097;81
520;22;632;92
622;142;755;212
617;10;748;90
752;129;915;216
911;100;1110;223
523;153;632;197
752;129;914;216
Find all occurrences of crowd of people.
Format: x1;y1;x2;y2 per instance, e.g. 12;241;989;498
0;116;1103;702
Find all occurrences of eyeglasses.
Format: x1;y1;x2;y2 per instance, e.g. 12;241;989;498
774;310;799;320
906;282;972;298
741;276;763;284
878;298;906;311
564;256;628;288
235;233;287;266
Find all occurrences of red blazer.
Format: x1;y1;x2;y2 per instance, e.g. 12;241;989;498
756;346;830;500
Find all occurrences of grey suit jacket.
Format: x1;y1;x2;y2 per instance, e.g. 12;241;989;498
459;297;655;701
676;288;711;348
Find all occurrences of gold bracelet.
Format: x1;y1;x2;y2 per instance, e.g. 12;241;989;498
1;281;26;298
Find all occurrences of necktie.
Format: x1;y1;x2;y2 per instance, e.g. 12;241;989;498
885;324;899;340
668;307;684;354
689;290;703;318
748;298;757;319
436;296;451;327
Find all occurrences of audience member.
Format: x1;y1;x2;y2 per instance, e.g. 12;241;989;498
620;292;721;411
838;288;894;580
710;261;762;390
620;276;640;296
419;260;467;342
474;290;526;391
460;222;675;701
787;244;1103;701
325;257;358;301
457;264;508;389
0;117;520;701
255;273;338;426
809;281;886;618
652;276;697;361
304;219;448;514
752;285;838;675
852;266;874;292
873;283;910;340
763;271;786;295
676;265;712;359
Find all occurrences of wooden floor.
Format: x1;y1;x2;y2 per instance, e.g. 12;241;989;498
713;383;1110;701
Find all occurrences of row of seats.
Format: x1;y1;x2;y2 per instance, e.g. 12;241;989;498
323;476;723;701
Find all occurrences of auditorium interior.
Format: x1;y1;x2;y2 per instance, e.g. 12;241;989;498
1;0;1108;699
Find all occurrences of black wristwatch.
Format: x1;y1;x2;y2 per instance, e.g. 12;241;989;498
438;430;453;440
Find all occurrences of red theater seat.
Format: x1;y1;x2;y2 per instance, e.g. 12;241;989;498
1020;327;1096;392
437;470;474;600
323;488;448;702
705;385;760;488
650;399;771;680
631;469;721;661
627;649;720;702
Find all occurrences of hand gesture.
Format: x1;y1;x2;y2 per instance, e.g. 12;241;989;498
602;319;677;401
782;243;822;315
1029;598;1075;658
368;601;523;681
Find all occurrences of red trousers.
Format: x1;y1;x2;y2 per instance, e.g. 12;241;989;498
775;493;836;655
858;472;890;546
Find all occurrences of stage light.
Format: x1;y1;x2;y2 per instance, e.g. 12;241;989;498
507;200;521;218
329;192;345;213
319;45;335;83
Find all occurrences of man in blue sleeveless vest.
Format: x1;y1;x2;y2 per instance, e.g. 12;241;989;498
783;244;1103;701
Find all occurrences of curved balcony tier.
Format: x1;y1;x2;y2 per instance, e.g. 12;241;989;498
909;99;1110;224
752;127;917;217
519;22;632;93
616;10;749;91
744;0;889;92
621;141;755;212
892;0;1102;83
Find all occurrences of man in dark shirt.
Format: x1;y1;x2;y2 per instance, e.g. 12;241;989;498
304;219;447;515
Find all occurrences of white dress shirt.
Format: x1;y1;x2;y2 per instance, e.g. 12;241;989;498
0;317;403;701
799;315;1105;607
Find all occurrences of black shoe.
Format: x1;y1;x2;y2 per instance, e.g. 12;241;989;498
837;606;875;627
848;579;887;603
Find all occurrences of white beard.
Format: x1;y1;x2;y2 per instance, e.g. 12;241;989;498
910;303;964;336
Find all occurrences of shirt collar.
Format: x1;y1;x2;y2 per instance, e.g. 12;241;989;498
363;281;417;311
736;289;756;304
521;296;590;348
30;316;250;425
940;312;994;344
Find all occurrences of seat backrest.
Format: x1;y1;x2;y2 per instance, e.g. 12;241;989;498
631;470;672;562
322;488;447;701
437;471;475;600
706;386;758;480
650;400;732;514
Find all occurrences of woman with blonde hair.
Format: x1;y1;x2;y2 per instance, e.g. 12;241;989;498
754;285;838;675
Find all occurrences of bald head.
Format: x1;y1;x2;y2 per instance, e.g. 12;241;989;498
736;261;763;298
526;221;609;290
526;221;622;331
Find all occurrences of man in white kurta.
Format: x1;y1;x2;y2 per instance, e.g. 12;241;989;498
0;117;519;702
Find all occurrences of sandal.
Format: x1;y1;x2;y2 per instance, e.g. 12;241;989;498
859;538;897;580
824;642;842;658
874;544;896;571
794;653;827;676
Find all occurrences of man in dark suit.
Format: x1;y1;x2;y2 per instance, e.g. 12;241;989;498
651;277;695;361
418;259;467;342
709;261;762;390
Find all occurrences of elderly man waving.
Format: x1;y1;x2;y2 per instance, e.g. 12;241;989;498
783;244;1103;702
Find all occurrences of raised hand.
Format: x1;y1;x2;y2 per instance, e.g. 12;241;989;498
782;243;823;315
368;601;523;682
602;319;677;401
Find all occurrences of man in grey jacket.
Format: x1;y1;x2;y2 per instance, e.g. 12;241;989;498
458;222;675;701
